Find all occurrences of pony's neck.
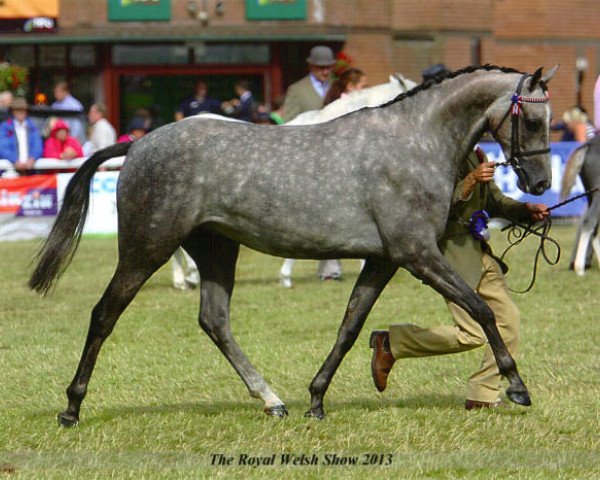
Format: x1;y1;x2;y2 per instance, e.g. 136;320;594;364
421;70;519;168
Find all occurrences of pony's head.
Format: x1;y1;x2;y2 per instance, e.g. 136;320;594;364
488;66;558;195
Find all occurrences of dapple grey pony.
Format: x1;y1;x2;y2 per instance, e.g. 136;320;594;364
183;74;418;287
560;134;600;275
30;65;556;427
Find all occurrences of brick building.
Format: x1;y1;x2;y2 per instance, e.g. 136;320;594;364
0;0;598;133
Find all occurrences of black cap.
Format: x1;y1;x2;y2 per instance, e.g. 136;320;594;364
421;63;450;81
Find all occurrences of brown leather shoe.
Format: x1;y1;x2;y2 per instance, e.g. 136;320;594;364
464;399;502;410
369;330;395;392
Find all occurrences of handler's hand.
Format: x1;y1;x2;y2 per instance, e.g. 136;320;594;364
525;203;550;222
460;162;496;200
470;161;496;183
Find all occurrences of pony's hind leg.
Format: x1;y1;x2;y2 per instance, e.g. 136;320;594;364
184;230;287;417
58;258;167;427
592;235;600;269
574;229;594;276
574;195;600;275
404;246;531;407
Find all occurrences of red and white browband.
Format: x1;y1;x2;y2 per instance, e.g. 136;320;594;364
511;92;550;115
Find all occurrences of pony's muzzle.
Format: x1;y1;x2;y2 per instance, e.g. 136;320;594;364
531;179;550;196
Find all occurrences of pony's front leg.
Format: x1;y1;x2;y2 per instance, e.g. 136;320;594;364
306;260;398;419
406;248;531;407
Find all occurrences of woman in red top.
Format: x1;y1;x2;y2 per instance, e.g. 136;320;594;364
43;118;84;159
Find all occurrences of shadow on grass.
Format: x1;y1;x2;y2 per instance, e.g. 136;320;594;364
394;393;531;416
27;391;526;427
139;273;361;292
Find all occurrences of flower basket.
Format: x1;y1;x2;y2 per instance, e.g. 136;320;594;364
0;63;28;97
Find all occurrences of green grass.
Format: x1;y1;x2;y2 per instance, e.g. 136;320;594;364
1;225;599;479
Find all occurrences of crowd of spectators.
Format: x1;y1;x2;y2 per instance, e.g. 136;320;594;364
0;81;124;175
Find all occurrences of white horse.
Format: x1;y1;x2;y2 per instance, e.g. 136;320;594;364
287;74;417;125
175;74;418;288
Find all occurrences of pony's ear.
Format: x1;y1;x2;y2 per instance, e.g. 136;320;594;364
541;64;559;84
527;67;544;92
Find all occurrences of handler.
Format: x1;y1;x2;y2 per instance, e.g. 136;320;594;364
369;147;550;409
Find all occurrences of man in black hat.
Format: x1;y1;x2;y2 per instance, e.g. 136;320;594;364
282;45;336;123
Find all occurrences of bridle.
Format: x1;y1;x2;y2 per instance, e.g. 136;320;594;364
492;73;550;183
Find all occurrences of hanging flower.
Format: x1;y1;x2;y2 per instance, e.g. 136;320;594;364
332;52;353;80
34;92;48;106
0;63;28;97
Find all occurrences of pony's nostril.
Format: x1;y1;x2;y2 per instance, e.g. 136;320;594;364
533;181;550;195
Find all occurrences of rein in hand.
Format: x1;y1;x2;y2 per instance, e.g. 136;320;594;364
498;188;598;293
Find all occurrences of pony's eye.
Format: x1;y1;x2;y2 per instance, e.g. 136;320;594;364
525;118;541;132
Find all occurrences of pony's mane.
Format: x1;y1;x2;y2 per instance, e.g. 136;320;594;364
378;64;527;109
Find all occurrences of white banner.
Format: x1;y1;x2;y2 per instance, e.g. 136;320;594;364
57;171;119;235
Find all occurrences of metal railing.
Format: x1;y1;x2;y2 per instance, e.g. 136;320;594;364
0;156;125;177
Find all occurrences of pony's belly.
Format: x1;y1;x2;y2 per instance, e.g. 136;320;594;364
206;216;383;259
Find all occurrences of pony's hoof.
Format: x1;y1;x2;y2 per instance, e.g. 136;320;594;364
304;408;325;420
264;405;288;417
506;388;532;407
57;411;79;427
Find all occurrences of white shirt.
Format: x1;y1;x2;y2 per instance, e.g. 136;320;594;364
309;73;330;99
89;118;116;154
14;119;29;163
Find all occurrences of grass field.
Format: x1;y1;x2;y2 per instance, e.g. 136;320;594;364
1;225;599;479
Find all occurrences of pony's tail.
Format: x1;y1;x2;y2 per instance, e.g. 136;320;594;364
560;141;590;201
29;142;133;295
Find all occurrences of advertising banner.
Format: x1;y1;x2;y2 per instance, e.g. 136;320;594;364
0;0;58;32
246;0;307;20
57;171;119;235
0;0;58;18
108;0;171;21
0;174;58;241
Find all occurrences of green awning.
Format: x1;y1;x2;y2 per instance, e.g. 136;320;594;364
0;25;347;44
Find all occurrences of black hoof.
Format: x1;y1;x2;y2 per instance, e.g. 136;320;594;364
264;405;288;417
304;409;325;420
57;411;79;427
506;388;532;406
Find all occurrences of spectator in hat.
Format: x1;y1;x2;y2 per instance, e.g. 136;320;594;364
118;116;149;143
43;118;84;160
0;97;43;174
282;45;336;122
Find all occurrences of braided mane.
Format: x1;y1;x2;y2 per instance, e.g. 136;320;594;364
378;64;527;109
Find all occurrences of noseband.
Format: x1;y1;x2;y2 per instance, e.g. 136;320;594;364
492;74;550;176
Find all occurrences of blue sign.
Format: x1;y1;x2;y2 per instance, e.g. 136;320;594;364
480;141;585;217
